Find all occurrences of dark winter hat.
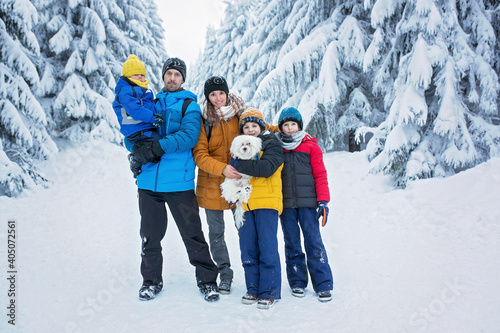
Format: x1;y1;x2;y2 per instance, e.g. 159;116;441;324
239;107;266;132
162;57;187;81
204;76;229;100
278;107;303;131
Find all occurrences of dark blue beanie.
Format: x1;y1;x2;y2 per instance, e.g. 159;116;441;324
278;107;303;131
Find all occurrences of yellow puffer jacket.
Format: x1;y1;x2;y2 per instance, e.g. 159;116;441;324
193;116;240;210
244;158;284;214
236;131;284;215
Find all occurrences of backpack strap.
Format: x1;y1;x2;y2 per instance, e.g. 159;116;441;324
182;98;194;118
116;86;139;106
201;118;213;141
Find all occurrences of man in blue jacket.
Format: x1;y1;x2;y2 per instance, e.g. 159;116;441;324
127;57;219;302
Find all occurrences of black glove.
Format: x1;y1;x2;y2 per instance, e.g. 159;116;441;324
133;141;164;164
316;201;329;227
153;115;164;128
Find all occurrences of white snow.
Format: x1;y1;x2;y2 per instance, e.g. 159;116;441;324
407;36;432;89
0;141;499;332
48;22;73;55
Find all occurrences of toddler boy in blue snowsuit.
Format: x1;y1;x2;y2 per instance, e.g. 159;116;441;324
113;54;163;177
275;107;334;302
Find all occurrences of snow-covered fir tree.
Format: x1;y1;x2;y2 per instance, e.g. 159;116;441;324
0;0;58;196
189;0;257;100
34;0;166;143
192;0;499;186
359;0;500;186
190;0;382;151
0;0;167;196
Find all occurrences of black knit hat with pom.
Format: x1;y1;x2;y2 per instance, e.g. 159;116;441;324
204;76;229;100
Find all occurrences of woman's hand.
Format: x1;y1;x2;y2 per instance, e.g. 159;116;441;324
222;165;242;179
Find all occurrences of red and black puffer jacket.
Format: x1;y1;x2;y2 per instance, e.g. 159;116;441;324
281;135;330;208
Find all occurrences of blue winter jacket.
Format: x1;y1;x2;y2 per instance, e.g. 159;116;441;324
113;76;156;137
125;89;201;192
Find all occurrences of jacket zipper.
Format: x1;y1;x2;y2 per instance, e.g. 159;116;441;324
154;160;161;192
154;95;168;191
291;151;297;207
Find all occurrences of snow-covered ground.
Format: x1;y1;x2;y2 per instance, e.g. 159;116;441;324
0;140;499;332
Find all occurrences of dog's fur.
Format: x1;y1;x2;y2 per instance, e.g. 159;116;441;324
220;135;262;229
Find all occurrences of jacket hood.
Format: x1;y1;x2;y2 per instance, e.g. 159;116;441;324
114;76;139;92
302;134;317;144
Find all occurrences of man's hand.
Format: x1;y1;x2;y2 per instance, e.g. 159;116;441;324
133;141;165;164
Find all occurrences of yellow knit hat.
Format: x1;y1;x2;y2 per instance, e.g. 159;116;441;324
122;54;146;78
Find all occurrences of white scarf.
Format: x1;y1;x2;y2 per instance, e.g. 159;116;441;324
219;104;236;121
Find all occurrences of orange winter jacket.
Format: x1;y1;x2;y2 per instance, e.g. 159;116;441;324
194;116;240;210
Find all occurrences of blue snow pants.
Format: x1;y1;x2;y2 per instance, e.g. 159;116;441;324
238;209;281;300
280;207;333;292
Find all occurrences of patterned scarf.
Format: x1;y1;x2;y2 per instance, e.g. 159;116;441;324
275;130;307;150
203;93;245;122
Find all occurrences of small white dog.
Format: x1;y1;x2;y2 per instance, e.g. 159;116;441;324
220;135;262;229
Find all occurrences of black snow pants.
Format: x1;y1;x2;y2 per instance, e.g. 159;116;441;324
138;189;218;288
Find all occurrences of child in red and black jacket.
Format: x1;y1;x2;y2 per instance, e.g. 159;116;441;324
275;107;333;303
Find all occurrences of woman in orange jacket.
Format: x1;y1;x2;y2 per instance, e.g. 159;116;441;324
193;76;277;295
192;76;245;294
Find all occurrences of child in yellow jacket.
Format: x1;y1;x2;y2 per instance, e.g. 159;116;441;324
230;107;283;310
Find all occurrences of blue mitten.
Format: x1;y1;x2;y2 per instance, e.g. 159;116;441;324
316;201;329;227
230;155;239;169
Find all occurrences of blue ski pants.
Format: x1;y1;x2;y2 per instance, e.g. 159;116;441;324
280;207;333;292
238;209;281;300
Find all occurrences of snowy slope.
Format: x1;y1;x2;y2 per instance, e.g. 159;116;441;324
0;141;499;333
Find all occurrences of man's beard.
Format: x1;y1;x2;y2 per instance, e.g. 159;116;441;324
165;82;182;92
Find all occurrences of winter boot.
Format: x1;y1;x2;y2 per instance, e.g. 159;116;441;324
317;290;332;302
200;284;220;302
257;298;278;309
138;282;163;301
291;287;305;298
241;293;259;305
219;280;231;295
